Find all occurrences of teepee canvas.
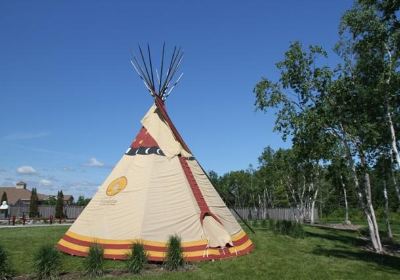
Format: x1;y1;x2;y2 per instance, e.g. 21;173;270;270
57;46;253;261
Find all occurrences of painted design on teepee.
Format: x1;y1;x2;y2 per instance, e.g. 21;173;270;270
125;127;165;156
106;176;127;196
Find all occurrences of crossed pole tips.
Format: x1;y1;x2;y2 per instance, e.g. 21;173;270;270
131;43;184;101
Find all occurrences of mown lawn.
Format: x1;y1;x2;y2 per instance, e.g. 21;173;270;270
0;225;399;279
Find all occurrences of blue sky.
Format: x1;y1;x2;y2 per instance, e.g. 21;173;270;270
0;0;353;198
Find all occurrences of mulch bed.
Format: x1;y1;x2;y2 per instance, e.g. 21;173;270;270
310;223;363;231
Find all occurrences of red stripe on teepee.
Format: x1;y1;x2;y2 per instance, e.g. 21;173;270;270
179;157;221;224
155;97;192;154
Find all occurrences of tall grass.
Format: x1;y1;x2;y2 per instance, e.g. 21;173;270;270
164;235;184;271
126;242;148;274
84;243;104;278
33;244;61;280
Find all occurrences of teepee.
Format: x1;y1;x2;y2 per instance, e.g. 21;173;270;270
58;45;253;261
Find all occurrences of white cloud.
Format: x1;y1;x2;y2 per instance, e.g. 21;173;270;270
39;179;52;186
16;166;37;175
85;157;105;167
3;132;50;140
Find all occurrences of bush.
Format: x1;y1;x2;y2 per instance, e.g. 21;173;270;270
84;244;104;278
270;220;305;238
164;235;184;271
33;244;61;280
261;219;268;228
126;242;147;274
0;244;13;279
252;219;259;227
269;219;276;230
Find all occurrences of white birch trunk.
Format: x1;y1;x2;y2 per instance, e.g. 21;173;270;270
388;110;400;169
310;188;318;224
360;153;383;253
340;174;351;224
339;125;382;252
384;45;400;171
390;153;400;204
383;180;393;239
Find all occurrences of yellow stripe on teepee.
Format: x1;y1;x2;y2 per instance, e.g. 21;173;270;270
66;230;246;247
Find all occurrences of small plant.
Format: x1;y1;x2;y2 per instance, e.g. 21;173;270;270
272;220;305;238
33;244;61;280
252;219;259;227
126;242;148;274
164;235;184;271
84;243;104;278
261;219;268;228
268;219;276;230
0;244;14;279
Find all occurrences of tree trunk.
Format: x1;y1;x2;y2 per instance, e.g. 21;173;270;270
339;126;382;252
340;174;351;225
360;151;383;253
388;112;400;168
310;188;318;224
390;152;400;205
383;180;393;240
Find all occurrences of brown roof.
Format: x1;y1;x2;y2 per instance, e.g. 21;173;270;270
64;195;73;200
0;187;48;205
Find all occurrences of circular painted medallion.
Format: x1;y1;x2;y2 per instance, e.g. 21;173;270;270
106;176;127;196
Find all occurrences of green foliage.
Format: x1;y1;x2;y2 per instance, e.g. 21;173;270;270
33;244;61;280
29;188;39;218
0;244;13;279
76;195;91;206
164;235;184;271
261;219;268;228
84;244;104;278
252;220;259;227
55;191;64;219
1;192;7;204
125;242;147;274
251;0;400;252
270;220;305;238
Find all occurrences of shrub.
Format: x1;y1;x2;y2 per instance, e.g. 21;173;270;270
164;235;184;271
271;220;305;238
126;242;147;274
84;244;104;278
33;244;61;280
269;219;276;230
0;244;13;279
261;219;268;228
252;219;259;227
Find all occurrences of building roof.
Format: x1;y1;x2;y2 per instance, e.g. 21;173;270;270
0;187;48;205
0;187;73;205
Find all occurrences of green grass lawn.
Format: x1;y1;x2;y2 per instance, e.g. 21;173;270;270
0;225;399;279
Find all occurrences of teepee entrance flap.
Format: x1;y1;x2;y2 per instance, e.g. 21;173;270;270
202;215;233;248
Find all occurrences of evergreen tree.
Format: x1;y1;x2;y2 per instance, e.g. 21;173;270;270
29;188;39;218
55;191;64;219
1;192;7;204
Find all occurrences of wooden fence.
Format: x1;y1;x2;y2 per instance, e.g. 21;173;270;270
7;206;318;223
9;205;85;219
231;207;319;222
